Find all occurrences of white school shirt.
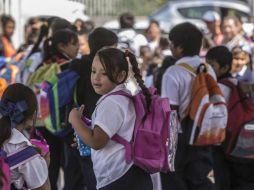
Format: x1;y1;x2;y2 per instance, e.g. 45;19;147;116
161;55;216;120
3;128;48;189
91;84;135;189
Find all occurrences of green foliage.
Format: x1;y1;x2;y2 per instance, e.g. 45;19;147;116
115;0;168;16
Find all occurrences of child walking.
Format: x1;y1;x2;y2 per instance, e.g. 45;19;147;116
69;48;153;190
0;83;50;189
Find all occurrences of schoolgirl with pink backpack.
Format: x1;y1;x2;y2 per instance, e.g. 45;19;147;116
69;48;177;190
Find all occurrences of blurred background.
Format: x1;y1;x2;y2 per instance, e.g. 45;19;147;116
1;0;254;48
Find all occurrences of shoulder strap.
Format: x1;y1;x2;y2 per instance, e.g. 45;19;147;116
5;146;39;170
95;90;133;163
177;63;197;76
219;79;235;89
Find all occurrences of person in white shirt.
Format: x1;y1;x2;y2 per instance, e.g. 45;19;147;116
161;22;217;190
69;48;153;190
0;83;50;190
117;12;148;56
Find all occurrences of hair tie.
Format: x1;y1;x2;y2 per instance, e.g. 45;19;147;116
0;99;28;128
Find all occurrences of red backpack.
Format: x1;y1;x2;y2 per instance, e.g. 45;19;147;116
220;79;254;159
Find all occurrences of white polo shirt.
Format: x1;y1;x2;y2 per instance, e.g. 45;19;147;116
161;56;216;120
91;84;135;189
3;128;48;189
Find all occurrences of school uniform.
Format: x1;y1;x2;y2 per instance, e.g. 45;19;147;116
92;84;152;190
3;128;48;189
161;56;217;190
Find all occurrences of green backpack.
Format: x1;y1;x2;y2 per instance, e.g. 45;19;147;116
26;63;61;88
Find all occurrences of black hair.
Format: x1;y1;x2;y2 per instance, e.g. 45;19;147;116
43;29;78;62
119;12;135;29
27;23;49;58
75;19;94;33
0;83;37;148
0;14;15;28
28;17;76;60
168;22;203;56
159;37;170;50
88;27;118;57
97;48;152;116
206;46;233;69
50;17;76;35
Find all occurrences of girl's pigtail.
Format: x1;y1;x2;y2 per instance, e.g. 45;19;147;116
27;24;49;59
127;51;152;115
42;37;53;62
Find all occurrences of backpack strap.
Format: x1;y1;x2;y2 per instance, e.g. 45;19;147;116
177;63;208;76
5;146;39;170
111;135;132;164
177;63;197;76
96;90;133;163
219;79;235;89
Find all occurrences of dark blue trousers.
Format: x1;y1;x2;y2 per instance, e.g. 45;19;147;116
99;165;152;190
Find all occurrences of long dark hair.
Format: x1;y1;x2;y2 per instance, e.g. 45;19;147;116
43;29;78;62
0;83;37;148
97;48;152;115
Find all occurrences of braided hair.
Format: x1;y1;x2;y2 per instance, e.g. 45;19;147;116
126;50;152;115
97;48;152;116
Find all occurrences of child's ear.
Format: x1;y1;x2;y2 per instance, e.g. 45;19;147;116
117;71;127;84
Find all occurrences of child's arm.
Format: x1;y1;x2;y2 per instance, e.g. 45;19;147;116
69;105;109;150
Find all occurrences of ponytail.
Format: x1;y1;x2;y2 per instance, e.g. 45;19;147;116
42;37;54;62
27;24;49;59
127;51;152;115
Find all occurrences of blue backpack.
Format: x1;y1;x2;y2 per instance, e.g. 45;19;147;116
39;69;80;136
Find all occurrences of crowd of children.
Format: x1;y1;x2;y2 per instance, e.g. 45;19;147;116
0;9;254;190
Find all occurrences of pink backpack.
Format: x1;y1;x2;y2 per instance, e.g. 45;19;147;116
106;87;178;174
0;153;10;190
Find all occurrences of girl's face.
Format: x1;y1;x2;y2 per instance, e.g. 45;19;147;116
91;55;117;95
4;21;15;38
147;23;160;40
59;39;79;59
78;34;90;55
231;51;249;73
206;59;229;78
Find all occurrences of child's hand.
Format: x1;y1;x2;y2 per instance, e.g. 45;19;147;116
71;137;78;148
68;105;85;124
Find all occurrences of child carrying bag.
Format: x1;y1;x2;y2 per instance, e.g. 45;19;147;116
178;63;228;146
220;79;254;159
99;87;178;174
